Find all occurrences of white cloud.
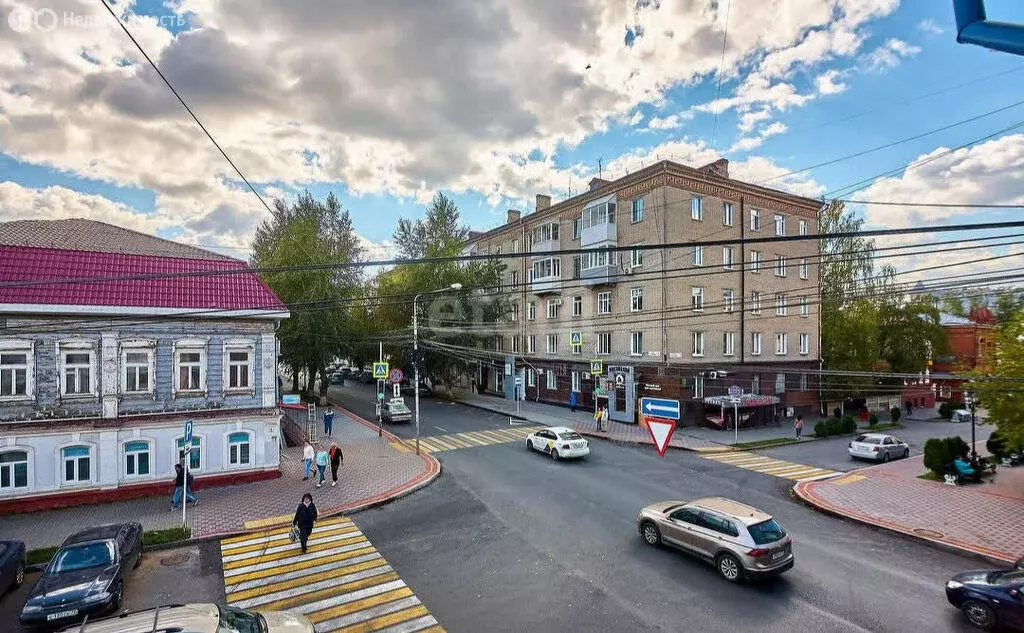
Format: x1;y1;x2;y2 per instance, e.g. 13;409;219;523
815;69;848;95
0;181;173;234
738;110;772;133
916;18;944;36
727;121;789;154
628;111;644;126
646;113;692;131
865;38;922;72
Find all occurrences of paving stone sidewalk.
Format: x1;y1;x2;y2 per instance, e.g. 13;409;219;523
795;454;1024;563
0;409;440;550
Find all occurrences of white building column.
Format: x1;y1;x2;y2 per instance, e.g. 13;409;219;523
101;332;119;418
260;332;277;408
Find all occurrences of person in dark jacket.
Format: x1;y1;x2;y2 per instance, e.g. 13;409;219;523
292;493;318;553
329;442;343;487
171;462;197;509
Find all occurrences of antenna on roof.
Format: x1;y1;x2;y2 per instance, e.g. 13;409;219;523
598;157;603;180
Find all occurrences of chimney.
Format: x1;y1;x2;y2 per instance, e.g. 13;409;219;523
507;209;521;224
536;194;551;211
699;158;730;179
589;177;610;192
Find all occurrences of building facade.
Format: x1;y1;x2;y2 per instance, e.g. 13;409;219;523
0;220;288;512
931;308;996;402
463;159;821;428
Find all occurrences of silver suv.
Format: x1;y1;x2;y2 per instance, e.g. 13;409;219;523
637;497;793;582
56;603;313;633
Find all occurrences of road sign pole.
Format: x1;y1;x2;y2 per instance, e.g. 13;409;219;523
734;400;739;445
414;293;421;455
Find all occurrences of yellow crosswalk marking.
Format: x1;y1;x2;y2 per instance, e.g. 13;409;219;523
396;426;545;456
701;450;839;482
334;605;431;633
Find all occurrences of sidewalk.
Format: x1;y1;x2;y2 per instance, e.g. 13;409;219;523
795;452;1024;563
0;407;440;550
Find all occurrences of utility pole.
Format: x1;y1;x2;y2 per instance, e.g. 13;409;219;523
378;341;383;437
413;283;462;455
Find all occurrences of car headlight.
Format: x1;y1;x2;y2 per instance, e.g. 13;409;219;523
83;591;111;603
946;580;964;590
22;604;43;614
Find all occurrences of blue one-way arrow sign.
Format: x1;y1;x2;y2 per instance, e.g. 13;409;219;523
640;397;680;420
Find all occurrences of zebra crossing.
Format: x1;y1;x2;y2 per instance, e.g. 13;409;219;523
220;516;443;633
700;450;840;481
390;425;544;454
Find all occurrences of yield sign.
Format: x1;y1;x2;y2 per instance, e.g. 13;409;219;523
644;416;677;457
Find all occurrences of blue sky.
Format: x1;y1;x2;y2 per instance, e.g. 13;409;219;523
1;0;1023;274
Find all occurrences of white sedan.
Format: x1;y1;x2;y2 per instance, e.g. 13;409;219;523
848;433;910;462
526;426;590;461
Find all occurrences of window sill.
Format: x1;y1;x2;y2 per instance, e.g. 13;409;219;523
59;481;97;490
60;394;98;402
692;309;705;313
630;353;643;357
692;354;705;358
224;389;256;396
120;391;156;399
751;271;760;274
0;395;34;403
174;390;208;398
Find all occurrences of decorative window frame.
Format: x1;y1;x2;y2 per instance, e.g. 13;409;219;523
173;338;208;396
56;441;98;488
0;338;35;402
120;438;155;480
174;434;205;472
222;338;256;395
56;339;98;400
225;429;255;469
119;339;156;397
0;445;34;495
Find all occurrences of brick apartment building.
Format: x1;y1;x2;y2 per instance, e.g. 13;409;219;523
931;307;997;402
462;159;821;429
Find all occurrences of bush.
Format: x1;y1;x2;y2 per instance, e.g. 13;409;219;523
840;414;857;434
833;407;842;419
143;526;191;547
944;436;970;460
814;421;828;438
938;401;960;419
890;407;902;423
868;414;879;427
923;438;951;477
986;430;1019;459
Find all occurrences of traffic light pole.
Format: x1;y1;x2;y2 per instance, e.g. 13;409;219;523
378;342;383;437
413;293;421;456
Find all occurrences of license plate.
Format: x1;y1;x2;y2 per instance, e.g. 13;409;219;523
771;551;786;561
47;610;78;621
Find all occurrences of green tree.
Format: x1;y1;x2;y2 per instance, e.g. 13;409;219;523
972;310;1024;446
251;192;364;396
994;290;1024;324
937;293;968;318
877;297;948;373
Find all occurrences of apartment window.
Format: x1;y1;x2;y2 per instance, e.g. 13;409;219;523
691;287;705;311
750;250;761;273
512;336;520;353
527;369;536;387
570;338;581;355
799;259;808;280
774;214;786;236
630;331;643;356
723;202;734;226
692;245;704;266
176;437;201;471
527;302;536;320
583;202;616;228
60;346;94;397
225;343;253;391
723;289;735;313
630;247;643;269
572;296;582;317
580;249;612;270
494;336;504;352
61;445;91;484
800;373;808;391
776;294;788;316
799;219;808;236
799;333;810;355
800;297;809;317
546;334;558;354
751;291;762;315
0;345;31;399
124;441;151;478
571;371;582;393
630;288;644;312
939;384;951;399
775;255;788;277
573;256;581;279
776;373;786;394
775;333;789;355
722;247;734;270
693;375;705;398
547;299;559;319
512;239;519;253
546;371;557;390
531;222;560;244
228;431;251;467
121;347;153;394
572;218;582;239
532;257;561;280
750;209;761;231
0;450;29;490
527;268;534;283
631;198;645;223
527;335;536;354
691;331;705;357
691;197;703;221
597;292;611;315
511;270;520;288
751;332;763;356
511;303;520;322
597;332;611;355
496;245;502;255
723;332;735;356
751;374;760;395
175;341;206;393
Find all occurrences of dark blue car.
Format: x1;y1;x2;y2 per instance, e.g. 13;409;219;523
946;560;1024;631
0;540;27;595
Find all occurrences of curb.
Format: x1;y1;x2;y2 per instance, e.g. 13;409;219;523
792;478;1016;565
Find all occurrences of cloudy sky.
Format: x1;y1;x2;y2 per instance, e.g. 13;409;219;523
0;0;1022;285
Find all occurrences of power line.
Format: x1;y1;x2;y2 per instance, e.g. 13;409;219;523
838;200;1024;208
709;0;732;150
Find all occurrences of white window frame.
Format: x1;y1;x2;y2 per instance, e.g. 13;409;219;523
527;302;536;320
691;197;703;221
546;334;558;355
751;374;760;395
512;336;521;353
597;332;611;355
547;299;559;319
122;439;153;479
630;287;643;312
774;214;786;236
572;218;582;240
0;339;34;402
597;292;611;315
631;198;645;223
751;332;763;356
511;303;519;323
175;435;204;472
494;336;504;352
723;247;734;270
776;373;786;394
57;340;97;399
630;331;643;356
527;335;536;354
691;331;705;357
799;259;808;280
58;442;96;487
510;270;519;288
691;287;704;312
775;255;788;277
572;296;583;317
546;371;557;390
0;447;32;493
527;369;536;387
723;332;735;356
692;245;704;267
750;250;761;273
799;333;810;356
800;297;810;317
750;209;761;231
512;239;519;253
630;247;644;269
723;202;734;226
223;339;255;394
694;375;705;398
799;219;808;236
120;340;155;396
723;289;735;313
776;294;788;316
776;333;789;356
571;371;581;393
226;430;254;468
174;339;208;395
751;291;762;315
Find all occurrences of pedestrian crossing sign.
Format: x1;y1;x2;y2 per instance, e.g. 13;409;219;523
590;360;603;376
372;362;389;379
570;331;582;347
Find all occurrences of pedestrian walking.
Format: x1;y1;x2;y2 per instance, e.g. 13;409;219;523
329;442;343;487
170;463;197;510
323;408;335;438
302;440;315;480
292;493;318;553
315;446;329;488
594;406;605;432
794;415;804;440
569;392;577;413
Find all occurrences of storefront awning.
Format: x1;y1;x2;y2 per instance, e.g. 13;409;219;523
703;394;780;407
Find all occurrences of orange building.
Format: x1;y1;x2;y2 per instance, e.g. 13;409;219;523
931;307;996;402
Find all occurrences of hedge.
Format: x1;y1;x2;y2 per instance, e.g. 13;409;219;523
890;407;902;423
923;436;971;477
814;415;858;438
938;401;965;420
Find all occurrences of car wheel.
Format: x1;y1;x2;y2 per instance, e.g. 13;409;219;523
112;581;124;611
962;600;996;631
716;553;744;583
550;447;559;461
882;452;890;463
527;439;535;452
13;561;24;589
641;521;661;546
134;552;142;569
903;448;910;459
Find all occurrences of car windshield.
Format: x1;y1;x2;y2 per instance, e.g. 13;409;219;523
992;571;1024;586
49;541;115;573
557;432;583;440
854;435;881;444
218;605;267;633
747;519;787;545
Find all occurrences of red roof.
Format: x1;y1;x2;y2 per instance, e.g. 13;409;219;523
0;245;286;313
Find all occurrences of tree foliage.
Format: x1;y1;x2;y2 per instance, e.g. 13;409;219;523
251;192;363;395
972;309;1024;446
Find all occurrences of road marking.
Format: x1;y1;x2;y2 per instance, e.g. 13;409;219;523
221;518;443;633
700;450;840;482
832;474;866;485
395;426;544;455
433;426;448;433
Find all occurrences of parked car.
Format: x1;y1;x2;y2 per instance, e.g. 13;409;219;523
329;373;345;385
637;497;793;583
382;399;412;424
359;371;375;384
952;409;973;424
0;540;26;595
525;427;590;461
55;603;314;633
946;562;1024;631
20;523;143;629
848;433;910;462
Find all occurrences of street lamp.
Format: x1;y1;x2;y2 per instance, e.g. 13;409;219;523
413;283;462;455
963;389;977;459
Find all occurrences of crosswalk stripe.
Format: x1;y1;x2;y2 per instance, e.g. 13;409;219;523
463;431;503;445
417;437;449;451
779;467;827;479
307;587;414;625
317;596;423;632
225;544;376;581
722;457;779;467
228;557;389;602
333;605;430;633
415;439;442;453
374;614;439;633
454;433;488;446
787;468;835;480
241;570;402;612
705;452;762;463
222;525;362;561
226;553;384;594
222;534;367;570
750;462;810;474
222;520;357;554
761;465;820;477
425;436;460;451
444;435;474;449
220;516;352;546
483;429;520;442
700;450;835;484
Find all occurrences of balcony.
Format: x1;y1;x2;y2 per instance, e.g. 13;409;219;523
531;276;562;294
580;198;617;247
531;237;560;253
581;222;616;247
580;264;617;286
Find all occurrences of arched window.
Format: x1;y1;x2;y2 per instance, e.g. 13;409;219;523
0;450;28;490
62;445;92;484
175;437;201;471
227;432;251;467
124;441;151;477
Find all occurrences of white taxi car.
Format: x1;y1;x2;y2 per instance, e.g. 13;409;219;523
526;426;590;461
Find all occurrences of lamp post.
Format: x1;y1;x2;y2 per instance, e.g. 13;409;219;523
963;390;977;458
414;283;462;455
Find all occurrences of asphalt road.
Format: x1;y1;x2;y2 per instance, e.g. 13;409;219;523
352;409;987;633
